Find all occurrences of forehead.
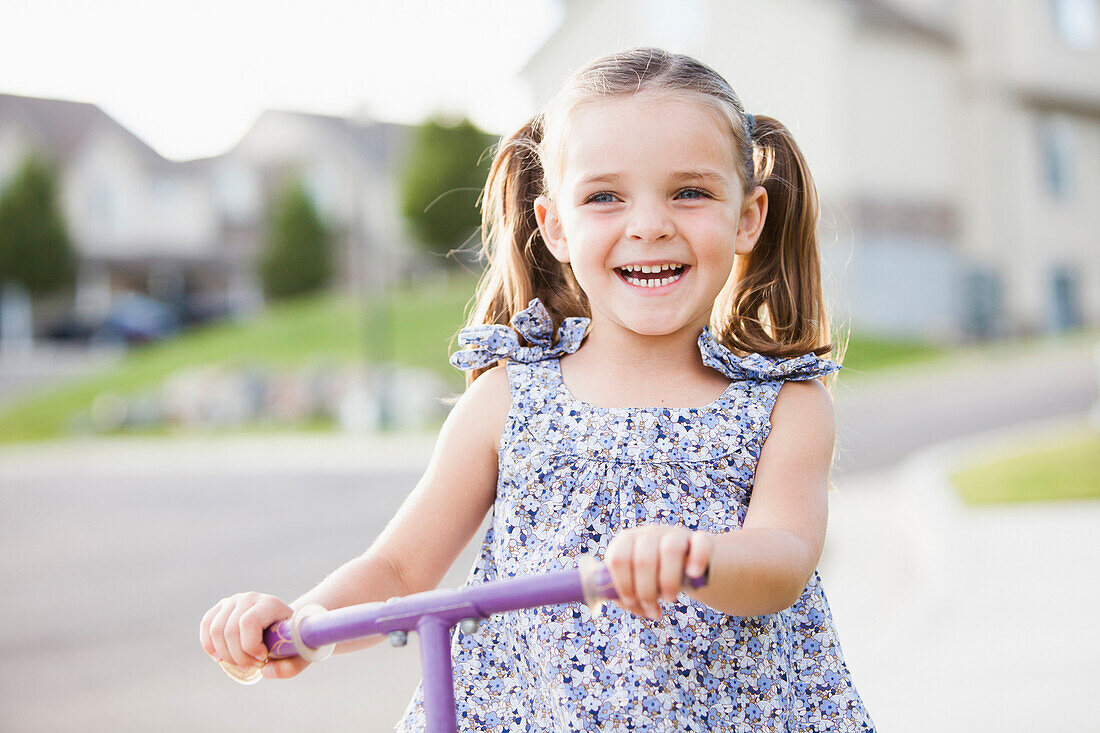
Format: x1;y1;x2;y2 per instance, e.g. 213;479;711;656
560;94;737;187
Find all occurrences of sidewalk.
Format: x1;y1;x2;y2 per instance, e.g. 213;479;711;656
0;344;121;409
0;430;439;478
823;414;1097;732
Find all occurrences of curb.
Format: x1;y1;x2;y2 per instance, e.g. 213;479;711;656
0;431;439;479
889;411;1095;622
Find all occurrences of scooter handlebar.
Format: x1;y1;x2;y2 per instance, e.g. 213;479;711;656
218;558;708;684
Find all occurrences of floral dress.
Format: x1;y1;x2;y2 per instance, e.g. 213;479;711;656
395;299;876;732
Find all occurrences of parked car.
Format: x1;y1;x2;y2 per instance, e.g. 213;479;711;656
94;293;182;345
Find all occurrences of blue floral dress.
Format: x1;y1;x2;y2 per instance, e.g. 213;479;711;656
395;299;876;732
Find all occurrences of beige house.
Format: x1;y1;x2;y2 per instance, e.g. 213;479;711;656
0;93;230;328
520;0;1100;342
0;95;421;333
224;109;419;294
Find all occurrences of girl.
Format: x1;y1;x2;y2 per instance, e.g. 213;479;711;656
201;47;877;731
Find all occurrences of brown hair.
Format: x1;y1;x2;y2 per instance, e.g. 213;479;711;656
461;47;847;388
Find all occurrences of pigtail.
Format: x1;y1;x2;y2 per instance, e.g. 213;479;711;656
713;115;847;388
460;115;588;385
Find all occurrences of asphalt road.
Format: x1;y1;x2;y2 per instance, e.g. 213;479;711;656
831;335;1098;475
0;458;453;732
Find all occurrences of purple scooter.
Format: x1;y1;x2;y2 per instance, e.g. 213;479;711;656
218;558;709;733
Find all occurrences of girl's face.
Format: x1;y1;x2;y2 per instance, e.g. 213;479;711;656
535;93;767;341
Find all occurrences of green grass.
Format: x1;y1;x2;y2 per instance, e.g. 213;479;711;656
0;275;476;443
836;324;1100;380
951;427;1100;505
831;332;947;377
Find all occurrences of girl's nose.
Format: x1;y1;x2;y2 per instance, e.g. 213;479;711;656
626;203;674;242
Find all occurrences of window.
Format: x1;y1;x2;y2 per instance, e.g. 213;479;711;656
1050;0;1099;49
1048;264;1082;331
1037;114;1075;200
88;181;115;230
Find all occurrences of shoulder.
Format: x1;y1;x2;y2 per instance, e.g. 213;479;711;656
767;379;837;460
446;364;511;454
463;363;511;406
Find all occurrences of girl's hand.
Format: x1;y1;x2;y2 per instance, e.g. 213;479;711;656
199;592;310;680
604;525;714;620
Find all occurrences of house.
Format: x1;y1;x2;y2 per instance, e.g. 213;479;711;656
0;95;424;335
518;0;1100;342
223;109;420;294
0;93;232;330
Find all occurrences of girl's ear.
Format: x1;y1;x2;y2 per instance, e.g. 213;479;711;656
735;185;768;255
534;195;570;263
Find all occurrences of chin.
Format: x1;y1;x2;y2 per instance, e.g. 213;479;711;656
619;317;693;338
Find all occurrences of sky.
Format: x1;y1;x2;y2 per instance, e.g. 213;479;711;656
1;0;561;161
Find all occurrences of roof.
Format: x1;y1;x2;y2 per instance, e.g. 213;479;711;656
231;109;413;175
840;0;959;49
518;0;958;82
0;92;172;169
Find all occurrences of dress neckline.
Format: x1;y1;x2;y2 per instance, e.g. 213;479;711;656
549;359;738;414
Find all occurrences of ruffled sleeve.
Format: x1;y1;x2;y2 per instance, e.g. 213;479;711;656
449;298;590;371
697;326;842;382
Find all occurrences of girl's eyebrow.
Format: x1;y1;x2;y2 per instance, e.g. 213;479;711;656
576;169;730;186
576;173;621;185
673;169;730;185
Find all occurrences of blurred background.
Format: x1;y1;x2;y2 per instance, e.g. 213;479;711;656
0;0;1097;731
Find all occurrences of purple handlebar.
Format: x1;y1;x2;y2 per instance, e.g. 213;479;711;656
264;561;708;659
247;561;707;732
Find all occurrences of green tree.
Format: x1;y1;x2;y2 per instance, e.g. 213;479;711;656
0;154;76;294
259;179;332;300
400;117;495;261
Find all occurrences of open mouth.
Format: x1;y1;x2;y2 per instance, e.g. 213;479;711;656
615;263;688;289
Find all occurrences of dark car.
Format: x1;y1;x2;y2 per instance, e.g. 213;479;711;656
94;293;182;345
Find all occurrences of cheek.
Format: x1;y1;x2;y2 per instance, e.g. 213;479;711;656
564;217;617;263
688;220;737;260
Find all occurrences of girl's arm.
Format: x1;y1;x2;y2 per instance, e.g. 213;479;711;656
200;365;511;678
606;378;835;619
291;364;509;607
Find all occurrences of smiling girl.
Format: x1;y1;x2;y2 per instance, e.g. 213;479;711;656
202;47;877;731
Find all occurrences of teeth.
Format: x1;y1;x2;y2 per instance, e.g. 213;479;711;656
621;263;683;274
621;270;685;288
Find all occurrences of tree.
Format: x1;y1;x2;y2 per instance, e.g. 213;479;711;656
259;179;332;301
0;154;76;295
400;117;496;261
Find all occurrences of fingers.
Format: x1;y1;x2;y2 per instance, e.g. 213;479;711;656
605;531;639;616
606;526;699;621
657;531;692;602
239;596;290;663
206;600;234;666
223;597;263;670
631;531;661;619
199;601;224;660
262;656;311;680
201;593;293;673
685;530;714;580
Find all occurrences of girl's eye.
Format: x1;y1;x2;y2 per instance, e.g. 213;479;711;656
585;192;618;204
676;187;711;200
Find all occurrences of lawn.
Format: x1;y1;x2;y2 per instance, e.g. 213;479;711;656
0;275;476;443
829;331;946;376
951;426;1100;505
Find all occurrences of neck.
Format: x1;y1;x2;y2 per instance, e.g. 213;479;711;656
560;314;731;409
584;323;702;380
